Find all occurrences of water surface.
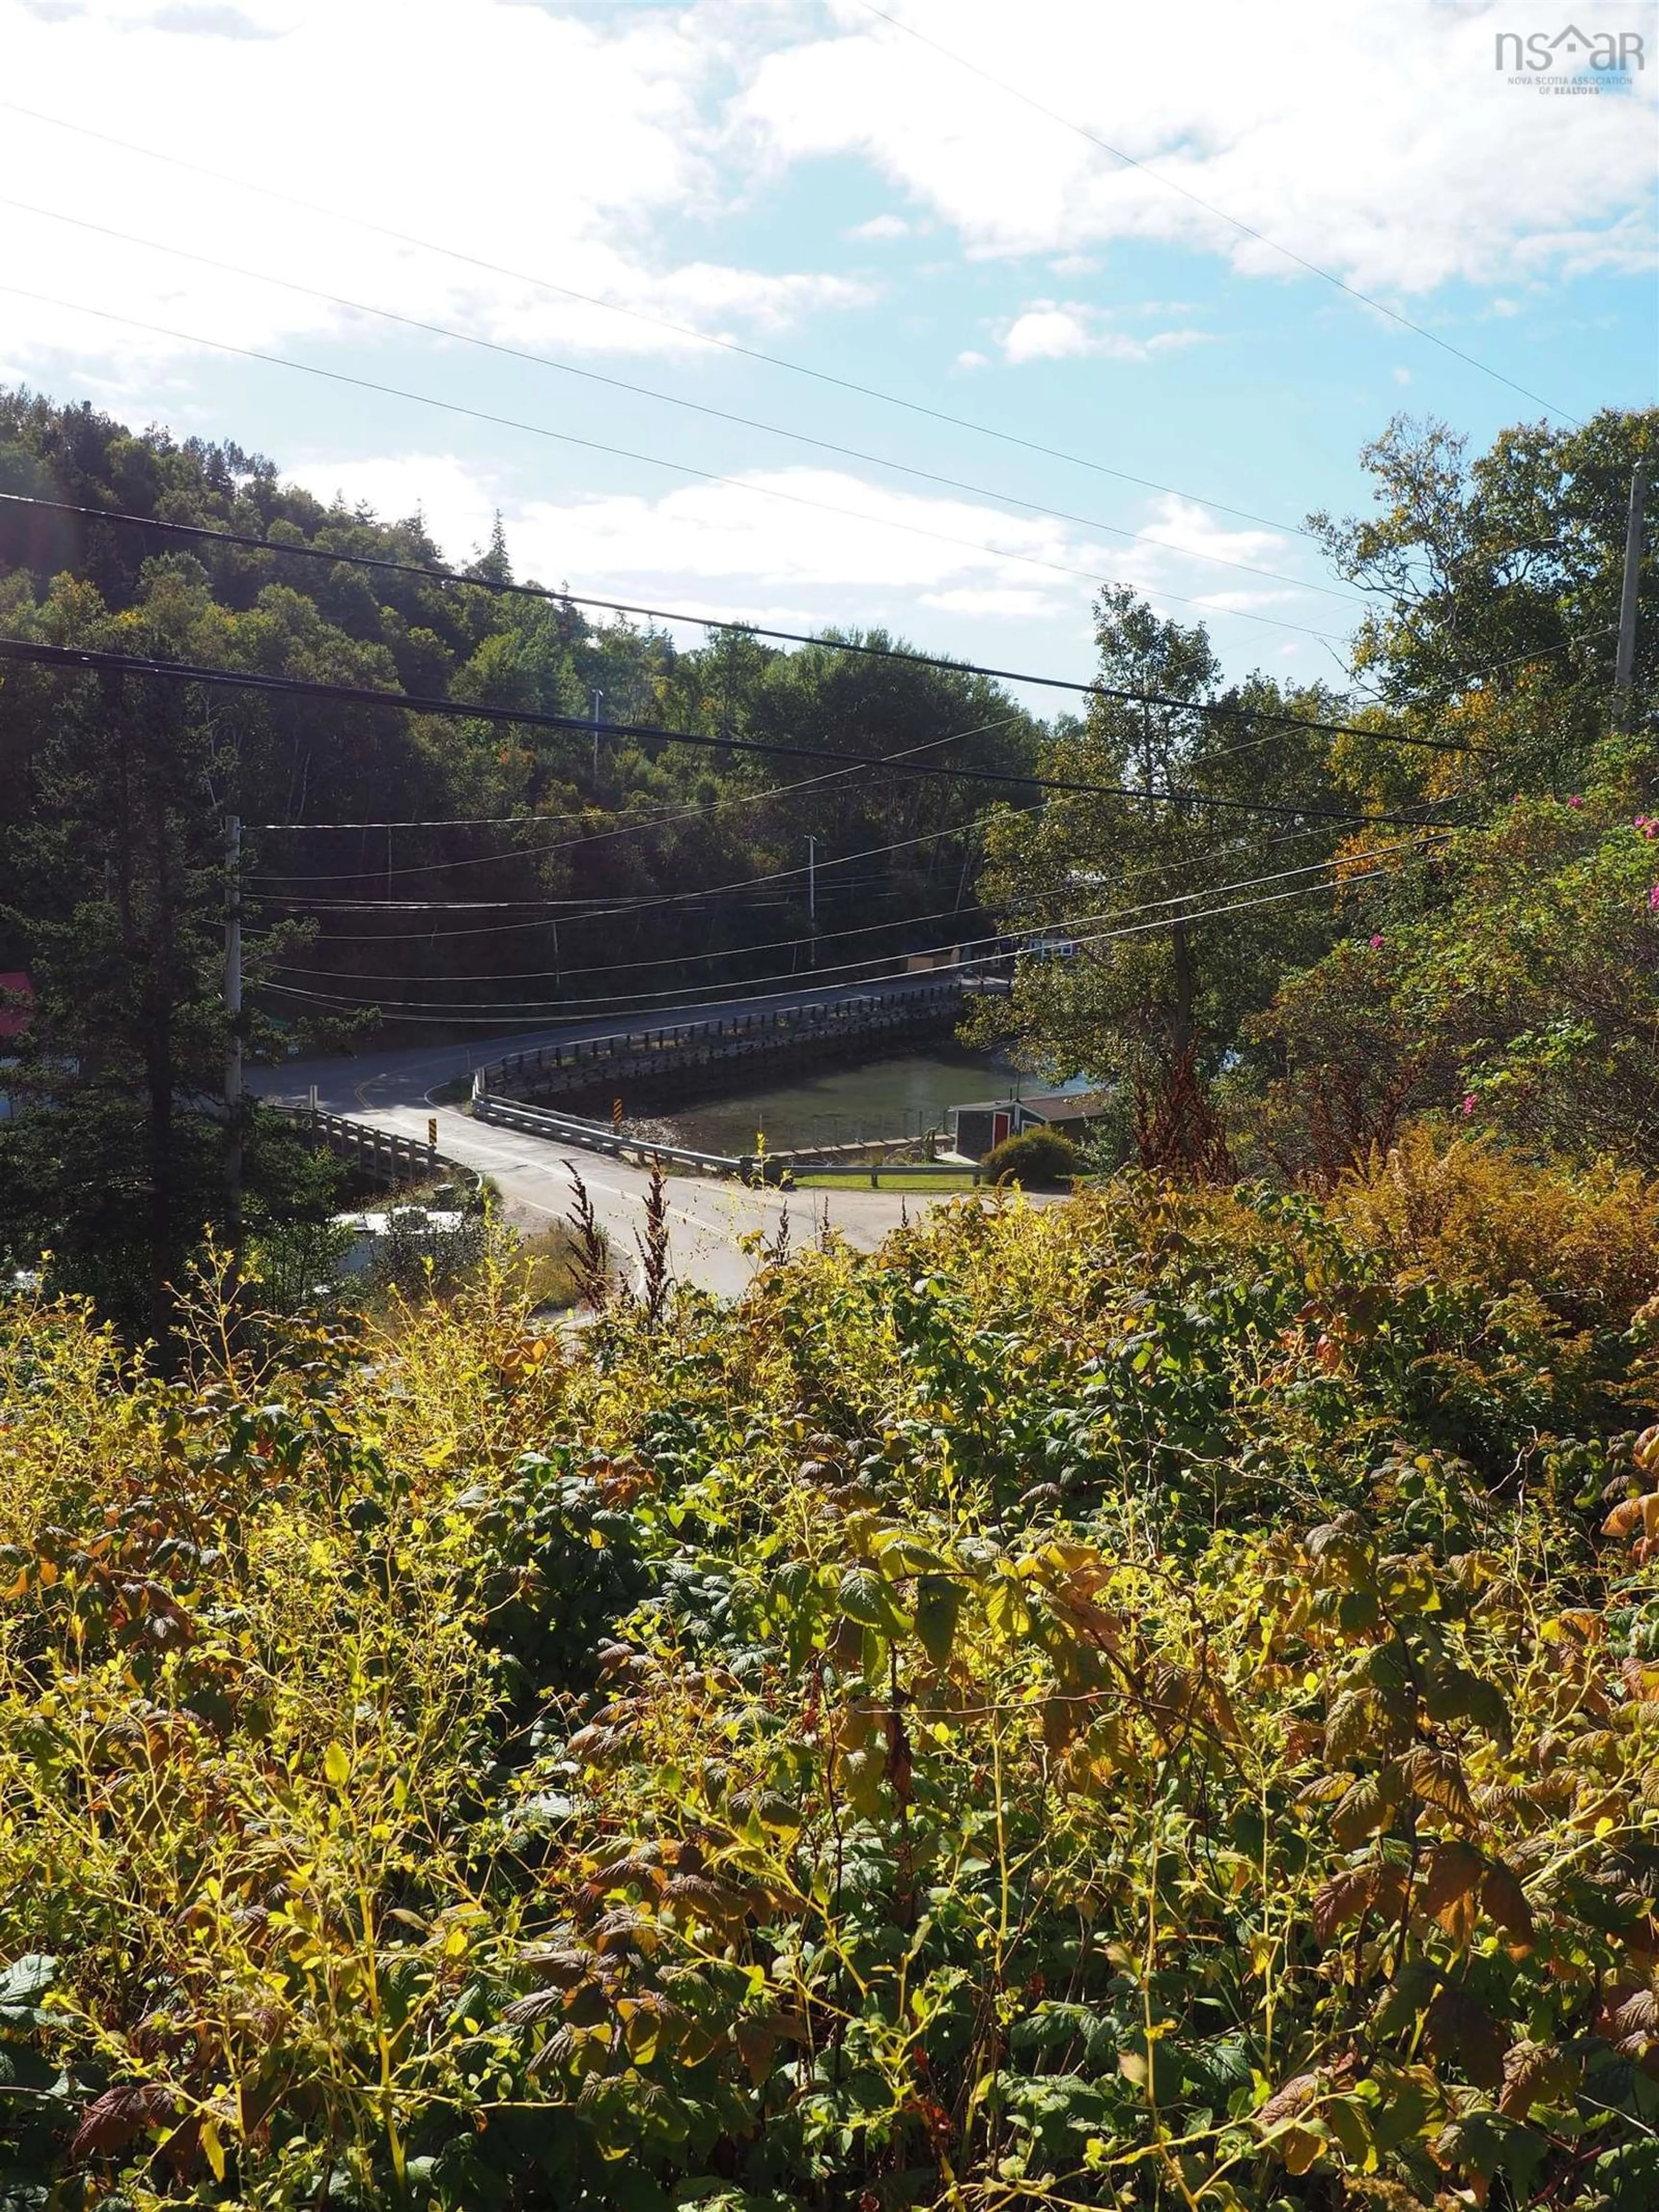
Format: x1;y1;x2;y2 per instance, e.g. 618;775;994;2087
658;1044;1038;1156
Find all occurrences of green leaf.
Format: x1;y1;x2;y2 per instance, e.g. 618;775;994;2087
840;1745;887;1820
984;1572;1031;1639
0;1957;55;2023
837;1566;905;1633
915;1574;963;1668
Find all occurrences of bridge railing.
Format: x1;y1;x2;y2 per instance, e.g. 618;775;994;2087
270;1103;439;1186
470;977;969;1105
472;1093;741;1174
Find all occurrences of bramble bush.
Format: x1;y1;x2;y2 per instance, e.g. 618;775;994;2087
6;1159;1659;2207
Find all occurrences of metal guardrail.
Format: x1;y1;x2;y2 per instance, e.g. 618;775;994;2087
271;1103;440;1186
470;978;973;1107
793;1161;986;1184
472;1094;742;1175
471;1097;995;1187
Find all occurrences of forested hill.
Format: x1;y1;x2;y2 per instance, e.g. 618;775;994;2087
0;388;1044;1028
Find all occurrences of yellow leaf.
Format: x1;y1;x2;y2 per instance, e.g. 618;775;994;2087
324;1743;350;1789
1279;2122;1326;2175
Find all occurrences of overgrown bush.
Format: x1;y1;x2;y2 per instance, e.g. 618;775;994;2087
1332;1123;1659;1327
5;1172;1659;2208
981;1123;1080;1185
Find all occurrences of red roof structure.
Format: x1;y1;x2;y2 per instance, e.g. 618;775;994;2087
0;972;33;1044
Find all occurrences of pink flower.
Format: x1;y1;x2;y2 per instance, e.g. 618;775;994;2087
1649;885;1659;912
1568;794;1583;809
1370;933;1385;950
1462;1094;1478;1115
1640;817;1659;840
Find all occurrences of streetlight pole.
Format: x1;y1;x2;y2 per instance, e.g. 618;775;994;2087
591;687;604;783
806;834;816;969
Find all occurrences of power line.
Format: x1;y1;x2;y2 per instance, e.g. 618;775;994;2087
267;803;1363;945
0;99;1319;543
0;634;1462;827
253;809;993;902
852;2;1580;426
275;831;1444;989
0;197;1362;611
276;892;991;989
0;492;1476;754
246;717;1025;886
1347;623;1621;706
0;281;1352;649
262;860;1405;1025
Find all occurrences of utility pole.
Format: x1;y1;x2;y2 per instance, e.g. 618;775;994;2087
806;834;816;969
223;812;243;1272
1615;458;1651;732
591;687;604;783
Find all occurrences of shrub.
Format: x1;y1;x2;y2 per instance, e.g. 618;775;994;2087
1332;1121;1659;1327
980;1123;1080;1185
5;1184;1659;2209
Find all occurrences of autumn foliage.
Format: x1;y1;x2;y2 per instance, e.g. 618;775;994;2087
6;1163;1659;2208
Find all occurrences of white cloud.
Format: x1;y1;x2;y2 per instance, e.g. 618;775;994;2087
953;348;990;370
3;0;1646;414
139;3;286;37
278;453;1333;664
1392;366;1412;384
920;586;1059;618
997;302;1210;366
0;0;868;383
283;454;504;576
739;0;1657;292
1000;306;1095;363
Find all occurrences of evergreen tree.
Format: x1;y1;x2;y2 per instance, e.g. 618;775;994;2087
0;663;324;1347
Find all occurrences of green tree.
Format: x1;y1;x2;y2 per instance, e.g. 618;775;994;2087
1309;405;1659;791
0;637;329;1345
969;587;1361;1171
1246;406;1659;1176
1251;789;1659;1174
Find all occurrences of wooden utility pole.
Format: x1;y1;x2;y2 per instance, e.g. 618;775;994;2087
1615;458;1651;731
224;812;243;1265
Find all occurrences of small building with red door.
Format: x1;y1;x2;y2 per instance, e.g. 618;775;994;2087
944;1087;1109;1162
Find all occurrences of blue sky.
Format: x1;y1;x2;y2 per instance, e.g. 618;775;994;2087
0;0;1654;707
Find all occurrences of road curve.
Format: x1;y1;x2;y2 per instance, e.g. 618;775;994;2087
250;985;1014;1298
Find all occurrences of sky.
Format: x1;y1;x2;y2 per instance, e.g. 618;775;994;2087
0;0;1654;705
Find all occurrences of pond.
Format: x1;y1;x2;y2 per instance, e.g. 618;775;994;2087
654;1044;1071;1157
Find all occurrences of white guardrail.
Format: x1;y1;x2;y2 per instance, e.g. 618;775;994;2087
471;1094;742;1175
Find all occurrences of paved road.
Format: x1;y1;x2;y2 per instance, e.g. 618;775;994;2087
250;983;1004;1299
264;976;959;1119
